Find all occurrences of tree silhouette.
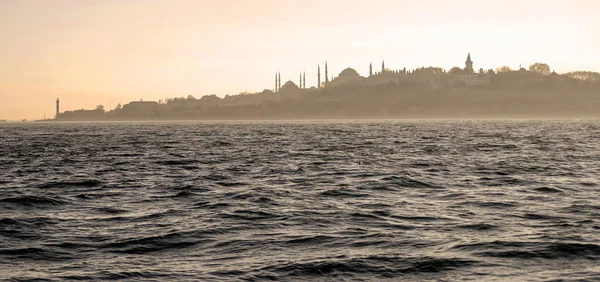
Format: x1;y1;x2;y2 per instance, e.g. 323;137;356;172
529;63;551;75
495;66;512;73
448;67;463;74
414;67;445;75
565;71;600;81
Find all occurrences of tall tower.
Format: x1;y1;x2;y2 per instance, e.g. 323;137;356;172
325;62;329;85
369;62;373;77
303;72;306;89
278;72;281;90
382;61;385;73
55;98;60;118
275;73;278;92
317;65;321;89
465;53;474;74
299;73;302;89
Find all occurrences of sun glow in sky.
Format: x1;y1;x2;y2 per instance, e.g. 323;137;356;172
1;0;599;120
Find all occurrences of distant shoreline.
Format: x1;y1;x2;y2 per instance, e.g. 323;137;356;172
37;115;600;123
52;75;600;123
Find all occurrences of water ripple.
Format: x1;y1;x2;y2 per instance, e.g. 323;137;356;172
1;120;599;281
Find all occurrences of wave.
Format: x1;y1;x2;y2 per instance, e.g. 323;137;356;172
0;218;39;239
0;218;31;227
220;209;281;221
0;247;74;261
390;215;449;222
456;223;498;231
380;176;438;188
462;201;519;209
319;189;369;198
95;207;129;214
519;213;563;220
59;271;175;281
0;195;68;206
36;180;102;189
216;181;248;187
480;243;600;260
533;186;565;193
454;241;600;260
155;159;198;166
172;190;196;198
245;256;475;279
282;235;339;245
193;201;232;209
103;231;212;254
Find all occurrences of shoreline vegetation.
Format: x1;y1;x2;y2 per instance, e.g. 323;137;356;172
53;62;600;121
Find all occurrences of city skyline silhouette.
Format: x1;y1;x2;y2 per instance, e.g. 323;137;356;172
1;0;600;120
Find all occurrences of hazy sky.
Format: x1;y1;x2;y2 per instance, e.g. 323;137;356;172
1;0;599;120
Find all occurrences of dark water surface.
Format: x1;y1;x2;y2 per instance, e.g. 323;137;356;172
1;120;599;281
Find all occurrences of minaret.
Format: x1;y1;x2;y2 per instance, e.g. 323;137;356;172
382;61;385;73
325;62;329;85
299;73;302;89
278;72;281;90
55;98;60;118
317;65;321;89
275;73;278;92
369;62;373;77
303;72;306;89
465;53;474;74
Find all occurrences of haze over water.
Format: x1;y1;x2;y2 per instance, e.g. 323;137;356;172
1;120;600;281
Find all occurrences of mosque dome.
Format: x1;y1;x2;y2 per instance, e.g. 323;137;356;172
280;80;299;91
329;68;364;87
339;68;360;78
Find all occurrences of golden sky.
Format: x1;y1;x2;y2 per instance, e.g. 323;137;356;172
1;0;598;120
